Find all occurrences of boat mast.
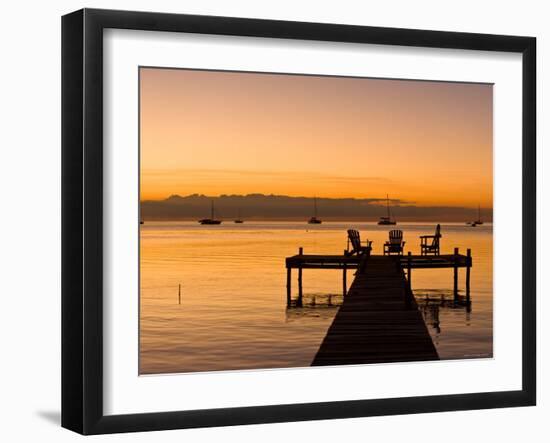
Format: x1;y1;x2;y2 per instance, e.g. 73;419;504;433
314;197;318;218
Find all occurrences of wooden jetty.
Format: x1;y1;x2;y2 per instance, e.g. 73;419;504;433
285;247;472;366
311;255;438;365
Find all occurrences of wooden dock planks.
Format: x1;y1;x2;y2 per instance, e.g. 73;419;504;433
311;256;439;366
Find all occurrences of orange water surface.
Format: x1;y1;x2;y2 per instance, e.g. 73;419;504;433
140;222;492;374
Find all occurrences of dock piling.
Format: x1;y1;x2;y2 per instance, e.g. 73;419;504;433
343;266;347;296
178;284;181;305
286;268;291;307
453;247;459;300
298;267;303;297
343;250;348;296
297;247;303;306
407;251;412;288
466;248;471;304
298;247;303;306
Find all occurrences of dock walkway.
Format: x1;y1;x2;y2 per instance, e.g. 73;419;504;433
312;255;439;366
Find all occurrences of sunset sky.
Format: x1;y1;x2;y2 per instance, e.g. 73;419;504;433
140;68;493;209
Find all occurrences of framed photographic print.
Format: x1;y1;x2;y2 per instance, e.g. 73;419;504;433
61;8;536;435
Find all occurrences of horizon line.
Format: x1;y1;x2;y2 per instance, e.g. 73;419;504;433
139;217;494;224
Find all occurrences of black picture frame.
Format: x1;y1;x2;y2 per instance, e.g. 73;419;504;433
62;8;536;435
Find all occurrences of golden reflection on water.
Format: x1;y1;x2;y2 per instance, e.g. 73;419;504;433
140;222;492;374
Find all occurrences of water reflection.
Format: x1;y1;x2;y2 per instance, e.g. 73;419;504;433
285;290;471;325
286;288;479;360
415;289;472;335
285;293;342;322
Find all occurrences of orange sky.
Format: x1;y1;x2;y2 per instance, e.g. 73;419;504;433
140;68;493;209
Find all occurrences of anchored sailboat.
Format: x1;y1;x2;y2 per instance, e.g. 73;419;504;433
466;205;483;227
474;205;483;225
378;194;396;225
308;197;322;224
198;200;222;225
234;209;244;223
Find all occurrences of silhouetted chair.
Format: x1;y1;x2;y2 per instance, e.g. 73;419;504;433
346;229;372;256
384;230;405;255
420;224;442;256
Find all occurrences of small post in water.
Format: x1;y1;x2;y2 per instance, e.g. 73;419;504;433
178;283;181;305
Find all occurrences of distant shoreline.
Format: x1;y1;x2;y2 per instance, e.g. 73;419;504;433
140;194;492;223
139;218;494;224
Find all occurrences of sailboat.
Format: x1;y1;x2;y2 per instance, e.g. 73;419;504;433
234;209;244;224
466;205;483;227
308;197;322;224
198;200;222;225
378;194;397;225
474;205;483;225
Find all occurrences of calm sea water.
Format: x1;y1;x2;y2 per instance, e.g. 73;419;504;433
140;221;493;374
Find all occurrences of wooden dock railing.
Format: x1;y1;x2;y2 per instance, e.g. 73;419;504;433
285;247;472;307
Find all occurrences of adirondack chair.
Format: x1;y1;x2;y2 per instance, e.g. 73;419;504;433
420;224;442;256
384;230;405;255
346;229;372;256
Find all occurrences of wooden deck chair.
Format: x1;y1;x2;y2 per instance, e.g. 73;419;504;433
420;224;442;256
346;229;372;274
384;230;405;255
346;229;372;256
